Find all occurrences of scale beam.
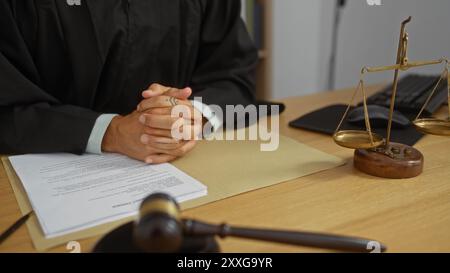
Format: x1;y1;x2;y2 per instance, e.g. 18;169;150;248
332;16;450;179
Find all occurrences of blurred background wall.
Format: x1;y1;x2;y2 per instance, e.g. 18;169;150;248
247;0;450;99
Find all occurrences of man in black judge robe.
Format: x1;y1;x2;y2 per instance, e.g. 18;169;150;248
0;0;258;163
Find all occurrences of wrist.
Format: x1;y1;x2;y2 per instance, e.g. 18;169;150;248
102;116;122;153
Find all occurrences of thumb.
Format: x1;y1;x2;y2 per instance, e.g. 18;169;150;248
171;87;192;100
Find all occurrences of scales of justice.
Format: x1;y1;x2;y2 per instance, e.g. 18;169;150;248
333;17;450;179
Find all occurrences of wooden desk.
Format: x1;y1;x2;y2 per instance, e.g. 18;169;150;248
1;85;449;253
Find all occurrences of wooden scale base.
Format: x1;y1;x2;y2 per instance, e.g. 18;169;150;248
354;142;424;179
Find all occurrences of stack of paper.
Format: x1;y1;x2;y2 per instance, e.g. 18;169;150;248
9;153;207;238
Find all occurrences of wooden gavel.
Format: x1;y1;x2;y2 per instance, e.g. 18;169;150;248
133;193;387;253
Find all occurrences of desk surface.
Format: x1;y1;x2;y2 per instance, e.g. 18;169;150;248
1;85;449;253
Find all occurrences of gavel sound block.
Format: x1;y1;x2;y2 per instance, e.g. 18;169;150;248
93;193;387;253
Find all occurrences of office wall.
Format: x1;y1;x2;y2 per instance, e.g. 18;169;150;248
271;0;450;99
335;0;450;90
272;0;329;99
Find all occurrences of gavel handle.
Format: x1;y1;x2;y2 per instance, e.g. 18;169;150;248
183;219;386;253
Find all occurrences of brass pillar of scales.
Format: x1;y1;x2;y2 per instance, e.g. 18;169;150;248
333;17;450;179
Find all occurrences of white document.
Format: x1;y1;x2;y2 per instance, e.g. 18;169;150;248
9;153;207;238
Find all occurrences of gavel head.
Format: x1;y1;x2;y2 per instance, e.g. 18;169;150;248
133;193;183;253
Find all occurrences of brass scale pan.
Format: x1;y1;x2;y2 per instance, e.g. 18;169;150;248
333;130;384;150
413;118;450;136
333;62;450;149
333;88;450;150
333;100;450;150
412;63;450;137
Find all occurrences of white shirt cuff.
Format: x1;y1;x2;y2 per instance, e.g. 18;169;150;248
190;100;223;134
86;114;118;154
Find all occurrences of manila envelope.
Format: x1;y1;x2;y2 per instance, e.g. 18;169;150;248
2;124;345;251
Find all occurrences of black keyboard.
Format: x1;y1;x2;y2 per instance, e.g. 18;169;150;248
359;74;448;117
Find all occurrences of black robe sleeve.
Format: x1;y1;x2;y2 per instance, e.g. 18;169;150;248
0;2;99;154
190;0;259;116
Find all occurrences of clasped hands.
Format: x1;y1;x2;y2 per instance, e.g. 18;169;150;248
102;84;203;164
